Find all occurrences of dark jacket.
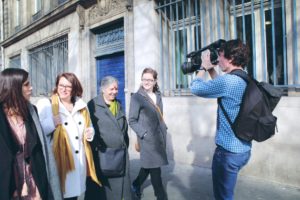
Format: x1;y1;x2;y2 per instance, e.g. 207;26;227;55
0;103;61;200
129;88;168;168
86;95;132;200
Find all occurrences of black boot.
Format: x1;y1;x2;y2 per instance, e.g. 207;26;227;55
131;184;142;199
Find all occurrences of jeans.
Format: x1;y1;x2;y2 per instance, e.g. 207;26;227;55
212;145;251;200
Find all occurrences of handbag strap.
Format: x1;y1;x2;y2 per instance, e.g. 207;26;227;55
145;94;165;122
150;101;164;122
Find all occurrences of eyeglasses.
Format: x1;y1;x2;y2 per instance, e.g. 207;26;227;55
58;84;72;90
142;79;155;83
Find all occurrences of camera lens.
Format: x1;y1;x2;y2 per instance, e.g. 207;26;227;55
181;61;201;74
181;39;226;75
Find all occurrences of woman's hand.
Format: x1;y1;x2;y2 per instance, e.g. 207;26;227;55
85;127;94;141
53;115;62;127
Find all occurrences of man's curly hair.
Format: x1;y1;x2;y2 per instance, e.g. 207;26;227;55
219;39;250;68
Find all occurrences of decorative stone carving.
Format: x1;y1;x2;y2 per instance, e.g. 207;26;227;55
88;0;130;25
96;27;124;47
126;0;133;11
76;5;85;29
95;27;124;56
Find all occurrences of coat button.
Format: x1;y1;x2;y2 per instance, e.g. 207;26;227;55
78;121;82;125
75;136;79;140
75;150;79;154
64;122;68;126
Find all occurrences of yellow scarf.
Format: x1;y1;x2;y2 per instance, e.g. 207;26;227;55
109;100;118;116
51;94;101;193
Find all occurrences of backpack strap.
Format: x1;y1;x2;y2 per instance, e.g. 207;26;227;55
217;69;249;133
217;98;234;127
230;69;250;83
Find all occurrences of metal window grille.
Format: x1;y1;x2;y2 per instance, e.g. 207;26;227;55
15;0;20;27
34;0;42;13
9;55;21;68
58;0;68;5
29;36;68;96
156;0;299;96
95;26;124;56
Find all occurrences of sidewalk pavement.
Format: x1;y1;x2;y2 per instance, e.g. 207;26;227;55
129;152;300;200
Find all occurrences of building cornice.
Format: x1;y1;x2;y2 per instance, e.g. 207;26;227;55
1;0;95;48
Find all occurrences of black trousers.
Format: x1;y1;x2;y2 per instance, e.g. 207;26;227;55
64;197;77;200
133;167;167;200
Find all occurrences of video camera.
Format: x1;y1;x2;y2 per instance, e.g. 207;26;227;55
181;39;226;74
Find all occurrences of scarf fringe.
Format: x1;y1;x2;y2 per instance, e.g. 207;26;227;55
52;95;75;193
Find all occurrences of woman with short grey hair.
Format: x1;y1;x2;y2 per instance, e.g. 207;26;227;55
85;76;132;200
100;76;118;93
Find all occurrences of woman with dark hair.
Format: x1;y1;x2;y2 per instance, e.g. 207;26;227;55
129;68;168;200
37;72;101;200
0;68;62;200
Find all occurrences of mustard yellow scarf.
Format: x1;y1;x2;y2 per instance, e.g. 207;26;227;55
108;100;118;116
51;94;101;193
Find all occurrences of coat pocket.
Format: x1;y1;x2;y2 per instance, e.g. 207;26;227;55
99;147;126;178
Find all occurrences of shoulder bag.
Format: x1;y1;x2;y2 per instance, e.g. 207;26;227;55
99;146;126;177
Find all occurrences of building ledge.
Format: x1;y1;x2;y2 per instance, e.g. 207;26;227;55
1;0;95;48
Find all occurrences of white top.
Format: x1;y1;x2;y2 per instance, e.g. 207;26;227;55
147;92;157;104
36;97;94;198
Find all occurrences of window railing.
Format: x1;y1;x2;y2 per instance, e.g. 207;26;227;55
9;55;21;68
32;10;42;22
58;0;68;5
156;0;300;96
29;36;68;96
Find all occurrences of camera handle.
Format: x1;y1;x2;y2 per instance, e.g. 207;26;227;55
186;39;225;58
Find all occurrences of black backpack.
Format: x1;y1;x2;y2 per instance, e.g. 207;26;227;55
218;70;283;142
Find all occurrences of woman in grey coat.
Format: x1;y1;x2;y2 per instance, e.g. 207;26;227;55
85;76;132;200
129;68;168;200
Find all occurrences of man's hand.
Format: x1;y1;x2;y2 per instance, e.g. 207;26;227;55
201;50;215;71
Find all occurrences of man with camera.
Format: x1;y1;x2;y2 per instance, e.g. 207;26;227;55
190;39;252;200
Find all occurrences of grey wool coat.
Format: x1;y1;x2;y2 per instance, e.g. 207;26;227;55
28;104;63;200
0;103;62;200
86;95;132;200
129;88;168;168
